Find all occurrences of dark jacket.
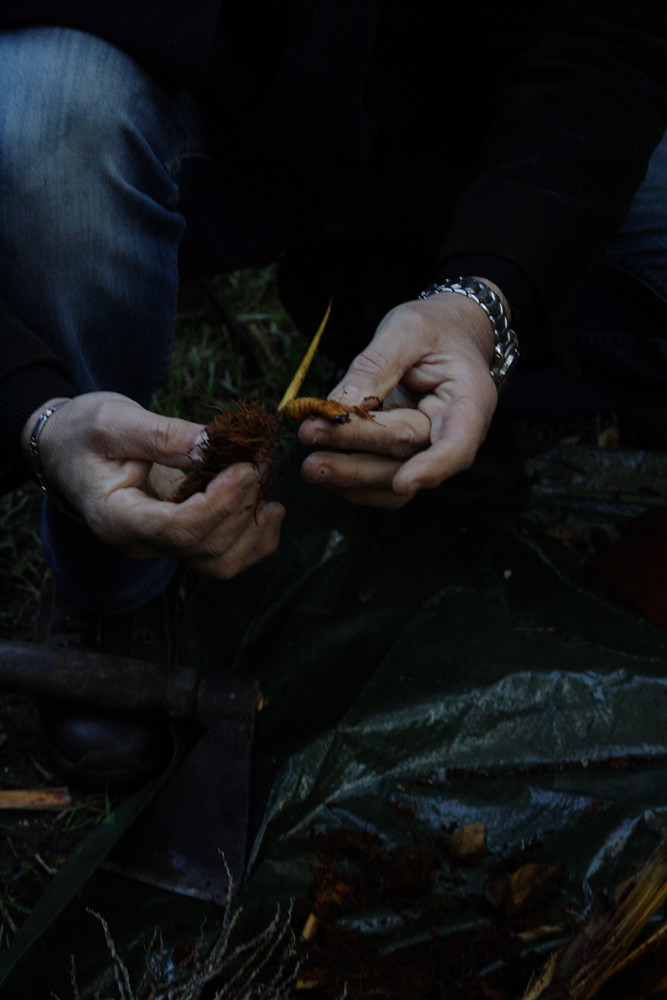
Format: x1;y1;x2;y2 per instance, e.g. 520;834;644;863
2;1;667;486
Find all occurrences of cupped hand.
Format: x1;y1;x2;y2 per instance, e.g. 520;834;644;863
298;289;502;508
22;392;284;577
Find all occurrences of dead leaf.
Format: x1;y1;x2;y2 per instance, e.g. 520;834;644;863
446;821;487;863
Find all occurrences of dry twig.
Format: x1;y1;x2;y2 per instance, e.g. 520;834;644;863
0;788;72;811
523;833;667;1000
55;859;300;1000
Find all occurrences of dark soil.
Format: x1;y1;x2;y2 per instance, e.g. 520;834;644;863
282;776;667;1000
287;825;571;1000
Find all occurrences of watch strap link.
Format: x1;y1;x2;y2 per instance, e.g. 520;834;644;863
418;277;520;393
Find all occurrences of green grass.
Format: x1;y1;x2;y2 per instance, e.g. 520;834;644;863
154;267;329;423
0;484;45;639
56;790;116;832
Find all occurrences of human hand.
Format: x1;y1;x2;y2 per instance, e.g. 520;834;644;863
298;287;503;508
21;391;284;578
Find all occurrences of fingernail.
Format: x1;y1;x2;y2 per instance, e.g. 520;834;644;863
189;430;209;462
311;426;330;445
240;469;260;493
336;385;365;406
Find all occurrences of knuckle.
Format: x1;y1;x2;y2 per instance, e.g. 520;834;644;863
390;492;414;509
194;547;245;580
392;300;424;324
220;555;244;579
151;419;181;457
86;496;127;546
348;346;391;381
157;510;203;551
88;400;119;445
390;421;422;457
452;439;479;474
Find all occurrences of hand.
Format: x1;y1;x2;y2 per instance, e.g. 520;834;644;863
298;287;502;508
21;392;285;578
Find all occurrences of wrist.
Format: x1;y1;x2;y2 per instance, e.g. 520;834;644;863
22;397;82;521
472;276;511;321
418;276;519;393
21;397;71;470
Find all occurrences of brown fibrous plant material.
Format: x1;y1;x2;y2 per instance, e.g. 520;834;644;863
171;397;375;504
171;401;283;504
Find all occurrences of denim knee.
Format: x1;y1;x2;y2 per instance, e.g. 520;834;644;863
603;128;667;308
0;27;182;258
0;27;196;399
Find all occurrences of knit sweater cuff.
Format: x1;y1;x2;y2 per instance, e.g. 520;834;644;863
0;364;77;490
431;253;543;360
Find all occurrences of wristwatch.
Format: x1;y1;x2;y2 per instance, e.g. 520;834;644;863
418;276;520;393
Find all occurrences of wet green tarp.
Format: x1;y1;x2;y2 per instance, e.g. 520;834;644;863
2;445;667;997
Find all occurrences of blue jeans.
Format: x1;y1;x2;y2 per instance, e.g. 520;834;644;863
0;27;666;612
0;27;302;614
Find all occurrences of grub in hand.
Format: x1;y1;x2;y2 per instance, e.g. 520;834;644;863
282;397;375;423
282;394;381;424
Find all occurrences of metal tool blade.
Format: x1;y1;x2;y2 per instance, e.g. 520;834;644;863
106;674;259;903
0;639;259;902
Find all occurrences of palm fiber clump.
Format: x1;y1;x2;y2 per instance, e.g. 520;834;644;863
171;400;283;503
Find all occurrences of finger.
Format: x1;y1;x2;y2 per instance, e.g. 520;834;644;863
302;451;415;509
87;397;207;471
302;449;403;491
392;396;491;494
327;349;401;410
146;462;186;500
298;408;431;458
186;502;285;578
94;463;263;554
324;485;414;509
326;303;432;407
115;494;283;572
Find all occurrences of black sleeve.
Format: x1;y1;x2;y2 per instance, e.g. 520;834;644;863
0;297;77;492
434;1;667;368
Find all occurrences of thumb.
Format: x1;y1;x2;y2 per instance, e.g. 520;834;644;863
328;303;428;407
103;402;207;472
328;341;404;408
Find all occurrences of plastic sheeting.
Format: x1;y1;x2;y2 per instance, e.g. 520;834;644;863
3;445;667;997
